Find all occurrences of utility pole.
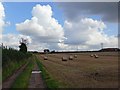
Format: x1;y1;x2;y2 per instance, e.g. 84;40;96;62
101;43;103;50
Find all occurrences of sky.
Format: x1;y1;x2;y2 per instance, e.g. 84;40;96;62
0;2;119;51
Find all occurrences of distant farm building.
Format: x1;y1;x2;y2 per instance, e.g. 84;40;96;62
51;50;55;53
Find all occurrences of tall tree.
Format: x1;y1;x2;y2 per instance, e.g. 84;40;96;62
19;38;28;53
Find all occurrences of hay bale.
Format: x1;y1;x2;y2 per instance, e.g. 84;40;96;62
69;56;73;60
94;54;99;58
62;57;67;61
44;56;48;60
90;54;94;57
74;55;77;58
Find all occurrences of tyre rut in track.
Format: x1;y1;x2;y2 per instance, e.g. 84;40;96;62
28;62;46;88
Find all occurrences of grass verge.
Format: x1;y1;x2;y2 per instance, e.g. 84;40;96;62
2;48;32;81
3;60;27;81
11;57;35;88
36;56;61;88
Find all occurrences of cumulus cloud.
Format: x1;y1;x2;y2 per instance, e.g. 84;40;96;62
2;34;32;50
0;2;5;43
16;4;64;45
59;2;118;23
64;18;106;44
15;4;118;51
2;33;50;51
0;2;5;32
63;18;118;50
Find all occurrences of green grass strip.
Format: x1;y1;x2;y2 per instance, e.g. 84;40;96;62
36;56;61;88
3;60;27;81
11;57;35;88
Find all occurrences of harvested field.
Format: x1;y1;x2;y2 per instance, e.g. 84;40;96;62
36;52;118;88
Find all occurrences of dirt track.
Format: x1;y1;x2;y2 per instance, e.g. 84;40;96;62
2;62;28;88
3;59;46;89
28;62;46;88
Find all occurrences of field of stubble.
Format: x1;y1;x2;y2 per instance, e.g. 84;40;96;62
36;52;118;88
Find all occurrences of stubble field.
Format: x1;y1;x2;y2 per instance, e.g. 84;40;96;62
36;52;118;88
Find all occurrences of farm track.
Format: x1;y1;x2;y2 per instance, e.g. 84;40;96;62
2;62;29;89
28;62;46;88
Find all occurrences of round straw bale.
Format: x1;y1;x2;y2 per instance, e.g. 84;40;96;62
74;55;77;58
62;57;67;61
90;54;94;57
94;54;99;58
69;56;73;60
44;56;48;60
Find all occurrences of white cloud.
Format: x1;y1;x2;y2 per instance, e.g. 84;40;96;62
14;4;118;51
63;18;118;50
2;33;50;52
0;2;5;32
0;2;5;44
16;4;64;45
2;34;32;50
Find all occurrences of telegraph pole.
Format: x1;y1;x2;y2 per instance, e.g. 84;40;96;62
101;43;103;50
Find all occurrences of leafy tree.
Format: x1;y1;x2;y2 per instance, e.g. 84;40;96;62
44;49;50;53
19;38;28;53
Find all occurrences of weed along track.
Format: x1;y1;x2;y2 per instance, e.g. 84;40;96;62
2;61;29;88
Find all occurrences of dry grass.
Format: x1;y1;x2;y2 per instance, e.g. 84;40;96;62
36;52;118;88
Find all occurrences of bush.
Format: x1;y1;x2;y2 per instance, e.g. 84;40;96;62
2;48;32;66
19;43;27;53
